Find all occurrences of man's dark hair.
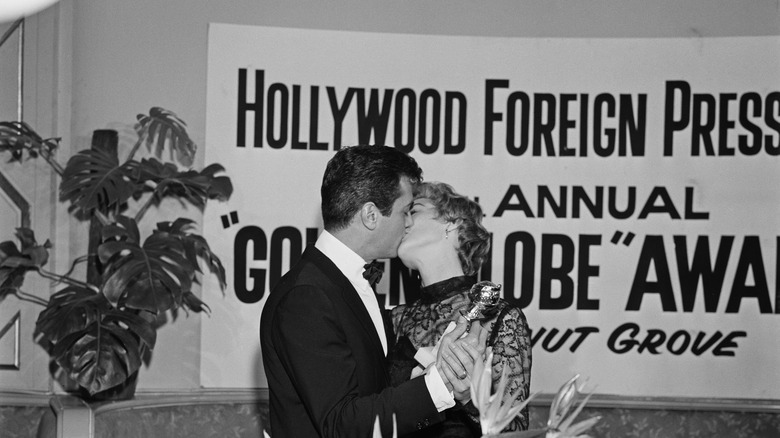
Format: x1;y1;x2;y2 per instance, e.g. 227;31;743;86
321;145;423;231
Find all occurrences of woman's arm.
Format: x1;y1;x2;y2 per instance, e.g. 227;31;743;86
489;306;533;430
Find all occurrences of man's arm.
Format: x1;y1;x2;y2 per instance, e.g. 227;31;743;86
271;286;444;438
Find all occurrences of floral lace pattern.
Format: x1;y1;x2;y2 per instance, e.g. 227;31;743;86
390;276;532;433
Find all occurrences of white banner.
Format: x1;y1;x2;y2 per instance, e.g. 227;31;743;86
202;23;780;399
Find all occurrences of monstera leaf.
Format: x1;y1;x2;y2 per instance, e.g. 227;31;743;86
57;309;153;394
34;285;105;347
60;146;139;216
100;214;141;245
0;228;51;299
136;107;196;167
155;218;227;294
98;218;194;313
199;163;233;201
35;285;156;395
0;121;60;162
133;159;233;207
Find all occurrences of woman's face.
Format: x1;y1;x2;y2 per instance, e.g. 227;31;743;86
397;197;449;268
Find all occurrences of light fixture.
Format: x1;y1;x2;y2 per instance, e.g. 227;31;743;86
0;0;59;23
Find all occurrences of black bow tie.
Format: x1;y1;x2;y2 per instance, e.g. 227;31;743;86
363;261;385;288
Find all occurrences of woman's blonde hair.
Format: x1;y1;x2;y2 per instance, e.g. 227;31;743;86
414;182;490;276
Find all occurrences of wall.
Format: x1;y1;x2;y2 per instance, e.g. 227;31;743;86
8;0;780;394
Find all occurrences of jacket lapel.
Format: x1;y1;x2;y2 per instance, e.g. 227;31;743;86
306;247;387;360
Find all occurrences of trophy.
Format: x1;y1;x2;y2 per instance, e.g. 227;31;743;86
461;280;502;322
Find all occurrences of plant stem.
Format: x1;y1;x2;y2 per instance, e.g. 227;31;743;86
36;268;98;292
41;147;65;176
61;255;90;278
13;289;49;306
126;134;145;162
22;137;65;176
134;192;157;223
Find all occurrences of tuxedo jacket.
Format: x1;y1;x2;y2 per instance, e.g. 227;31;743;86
260;245;444;438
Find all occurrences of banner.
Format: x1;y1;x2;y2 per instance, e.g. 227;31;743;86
202;23;780;399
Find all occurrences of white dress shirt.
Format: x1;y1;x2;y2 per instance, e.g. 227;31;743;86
314;231;455;411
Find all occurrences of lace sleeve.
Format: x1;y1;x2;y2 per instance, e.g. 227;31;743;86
494;306;532;430
462;305;533;431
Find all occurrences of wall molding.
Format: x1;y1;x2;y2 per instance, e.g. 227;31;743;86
4;389;779;414
87;389;780;415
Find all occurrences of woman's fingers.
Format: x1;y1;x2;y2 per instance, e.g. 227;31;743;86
440;345;466;378
439;355;462;385
477;322;489;346
461;343;483;362
448;318;470;340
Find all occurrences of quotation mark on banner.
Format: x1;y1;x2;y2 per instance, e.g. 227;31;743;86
611;231;635;246
221;211;239;229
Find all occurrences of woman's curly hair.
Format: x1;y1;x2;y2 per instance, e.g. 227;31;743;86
414;182;490;276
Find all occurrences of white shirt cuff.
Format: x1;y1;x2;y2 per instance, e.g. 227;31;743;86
414;346;436;369
424;364;455;411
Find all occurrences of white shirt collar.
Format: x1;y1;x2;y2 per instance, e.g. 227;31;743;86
315;230;367;285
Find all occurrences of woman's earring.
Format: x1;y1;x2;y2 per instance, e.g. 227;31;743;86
445;229;449;239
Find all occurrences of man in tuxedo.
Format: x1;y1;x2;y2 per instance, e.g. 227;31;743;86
261;145;470;438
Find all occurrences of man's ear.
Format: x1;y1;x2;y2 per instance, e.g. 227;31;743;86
360;202;379;230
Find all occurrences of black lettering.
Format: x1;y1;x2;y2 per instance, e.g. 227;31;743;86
607;322;640;354
484;79;509;155
444;91;467;154
506;91;530;156
619;94;646;156
267;83;289;148
577;235;601;310
418;89;441;154
663;80;691;156
637;329;666;354
726;236;773;313
718;93;737;156
504;231;535;309
493;185;534;217
539;234;574;310
638;187;681;219
234;226;267;303
533;93;556;156
394;88;417;153
237;69;264;148
357;89;394;145
667;331;691;355
712;331;747;356
627;235;677;311
327;87;356;150
593;93;615;157
674;235;732;312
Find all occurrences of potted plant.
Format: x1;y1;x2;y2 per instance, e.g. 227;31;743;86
0;107;232;399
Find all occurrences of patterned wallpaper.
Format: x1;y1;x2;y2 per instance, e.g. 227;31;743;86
2;400;779;437
94;403;780;438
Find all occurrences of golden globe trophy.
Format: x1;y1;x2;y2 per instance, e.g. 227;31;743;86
462;280;502;322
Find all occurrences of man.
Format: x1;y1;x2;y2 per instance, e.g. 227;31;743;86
260;145;471;438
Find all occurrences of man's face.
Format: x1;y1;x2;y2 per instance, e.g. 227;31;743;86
373;178;414;259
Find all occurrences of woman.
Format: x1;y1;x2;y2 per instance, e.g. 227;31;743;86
388;181;532;436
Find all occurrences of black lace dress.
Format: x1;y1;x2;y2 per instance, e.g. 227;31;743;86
388;276;532;437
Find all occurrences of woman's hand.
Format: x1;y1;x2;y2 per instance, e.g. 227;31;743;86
459;319;489;355
435;318;490;402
